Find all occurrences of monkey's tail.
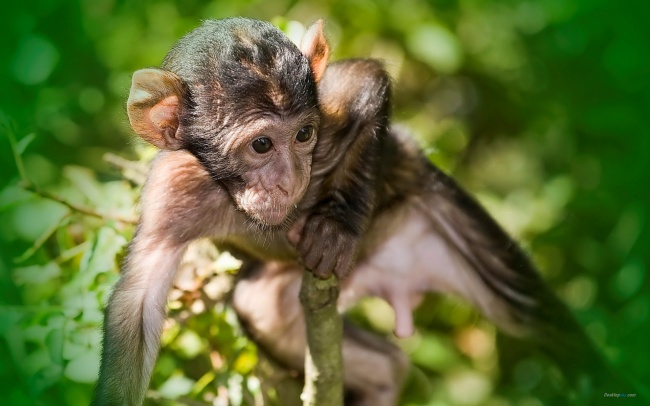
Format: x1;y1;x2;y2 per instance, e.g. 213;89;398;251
418;166;641;400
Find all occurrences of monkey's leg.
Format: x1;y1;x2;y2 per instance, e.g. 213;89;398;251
232;261;408;406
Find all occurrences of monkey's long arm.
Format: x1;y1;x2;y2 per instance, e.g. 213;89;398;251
92;152;238;405
293;60;391;279
93;239;186;405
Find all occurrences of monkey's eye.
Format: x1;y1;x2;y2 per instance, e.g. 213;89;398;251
252;137;273;153
295;126;314;143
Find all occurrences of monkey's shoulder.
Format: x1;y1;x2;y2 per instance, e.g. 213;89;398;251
143;150;227;203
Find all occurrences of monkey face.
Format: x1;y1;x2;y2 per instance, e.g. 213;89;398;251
226;113;319;226
126;18;325;228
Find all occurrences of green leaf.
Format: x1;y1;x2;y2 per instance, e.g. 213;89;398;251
81;308;103;324
16;132;36;155
171;330;205;359
157;374;195;399
62;166;105;206
0;185;33;211
232;351;257;375
22;324;51;345
24;347;51;376
46;325;65;364
81;226;128;278
14;214;72;263
62;291;101;320
3;325;26;366
62;339;86;361
11;35;59;85
409;332;459;371
77;326;102;349
64;349;100;383
9;197;69;243
13;262;61;285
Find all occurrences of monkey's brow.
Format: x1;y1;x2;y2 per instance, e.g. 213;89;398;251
221;108;319;149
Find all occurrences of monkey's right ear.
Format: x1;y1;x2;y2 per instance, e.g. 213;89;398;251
127;68;184;150
300;19;330;83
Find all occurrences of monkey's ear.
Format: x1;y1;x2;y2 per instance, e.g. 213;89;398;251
127;68;184;150
300;19;330;83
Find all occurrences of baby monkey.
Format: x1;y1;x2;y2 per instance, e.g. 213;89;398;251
94;17;622;406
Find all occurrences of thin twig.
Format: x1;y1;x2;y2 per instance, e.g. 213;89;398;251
299;271;344;406
103;152;148;186
3;117;139;225
2;116;29;184
22;183;138;225
14;214;73;263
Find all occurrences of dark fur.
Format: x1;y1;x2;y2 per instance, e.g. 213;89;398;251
165;18;318;189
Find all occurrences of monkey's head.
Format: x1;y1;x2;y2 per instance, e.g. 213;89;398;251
126;18;330;226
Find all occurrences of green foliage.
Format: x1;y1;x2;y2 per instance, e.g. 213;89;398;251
1;0;649;405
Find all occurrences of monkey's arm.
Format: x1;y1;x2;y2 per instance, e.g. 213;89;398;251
93;235;186;405
93;152;233;405
293;59;391;279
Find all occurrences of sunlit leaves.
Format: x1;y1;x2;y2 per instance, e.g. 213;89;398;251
64;349;100;384
0;156;133;401
13;262;61;286
157;374;196;399
8;198;69;243
407;24;463;74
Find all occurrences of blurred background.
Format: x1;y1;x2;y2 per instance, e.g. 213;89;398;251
1;0;648;405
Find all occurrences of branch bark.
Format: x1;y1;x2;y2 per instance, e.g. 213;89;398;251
299;271;344;406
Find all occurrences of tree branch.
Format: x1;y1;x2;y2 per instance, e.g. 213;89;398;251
299;271;344;406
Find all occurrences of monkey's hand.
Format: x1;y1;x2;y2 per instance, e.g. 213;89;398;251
289;214;360;279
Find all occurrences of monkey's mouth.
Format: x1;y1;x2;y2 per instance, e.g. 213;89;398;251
235;186;304;228
235;196;297;227
246;206;297;228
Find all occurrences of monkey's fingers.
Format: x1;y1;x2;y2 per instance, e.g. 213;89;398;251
297;230;331;278
287;215;307;246
333;249;355;280
303;249;330;278
312;247;338;278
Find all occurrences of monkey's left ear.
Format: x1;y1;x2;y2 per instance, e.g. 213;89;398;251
127;68;185;150
300;19;330;83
